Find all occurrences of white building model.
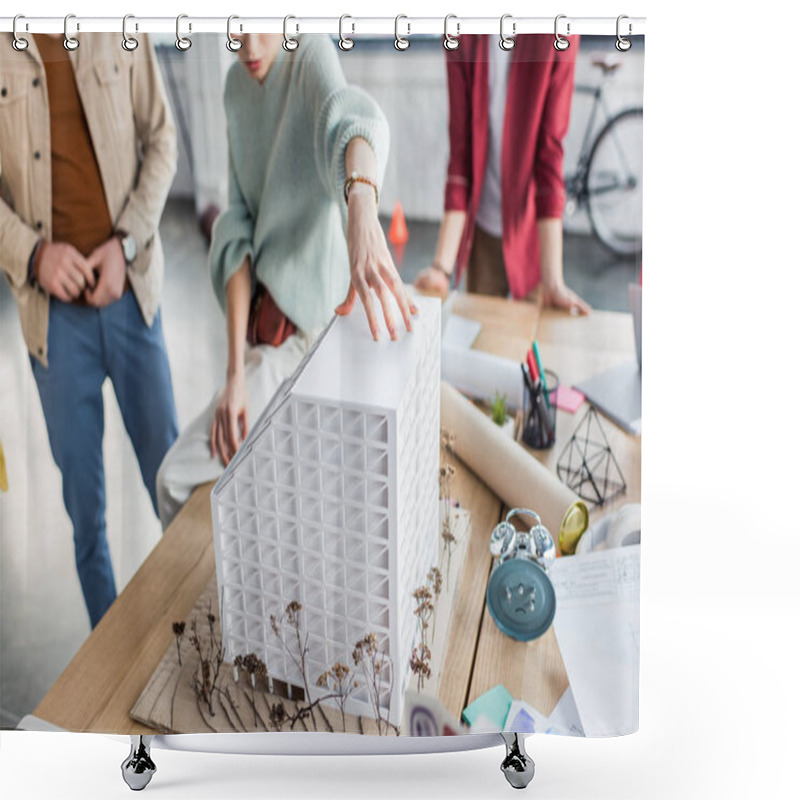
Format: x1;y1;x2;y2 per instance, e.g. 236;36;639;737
211;296;441;727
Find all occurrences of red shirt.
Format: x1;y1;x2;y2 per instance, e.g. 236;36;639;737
445;35;579;297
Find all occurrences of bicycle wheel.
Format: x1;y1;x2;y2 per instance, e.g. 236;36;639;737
586;107;643;258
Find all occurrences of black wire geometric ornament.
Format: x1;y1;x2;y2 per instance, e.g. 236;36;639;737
556;405;626;506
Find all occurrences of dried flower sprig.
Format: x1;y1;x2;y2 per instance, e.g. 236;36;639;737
270;601;319;730
409;644;432;689
317;661;358;732
187;613;225;717
353;633;398;735
233;652;269;727
410;567;442;691
439;430;458;587
172;621;186;666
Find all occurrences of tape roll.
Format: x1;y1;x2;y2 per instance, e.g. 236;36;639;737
575;503;641;555
558;501;589;555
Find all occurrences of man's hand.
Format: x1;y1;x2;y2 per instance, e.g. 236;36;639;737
85;237;128;308
35;242;95;302
210;371;249;466
336;186;418;341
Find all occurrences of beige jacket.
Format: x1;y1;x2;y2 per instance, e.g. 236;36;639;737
0;33;177;365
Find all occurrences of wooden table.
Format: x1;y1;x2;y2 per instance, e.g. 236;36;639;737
32;294;640;733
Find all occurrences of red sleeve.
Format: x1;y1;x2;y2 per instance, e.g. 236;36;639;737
534;37;579;219
444;48;473;212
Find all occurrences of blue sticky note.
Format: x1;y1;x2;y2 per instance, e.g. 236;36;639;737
462;684;513;729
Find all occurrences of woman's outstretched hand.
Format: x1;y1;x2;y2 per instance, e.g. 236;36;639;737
336;186;418;340
210;371;249;466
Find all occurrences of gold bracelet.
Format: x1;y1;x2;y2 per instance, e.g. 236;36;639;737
344;172;379;206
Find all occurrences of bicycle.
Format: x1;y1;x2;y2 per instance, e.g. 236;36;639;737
565;53;644;258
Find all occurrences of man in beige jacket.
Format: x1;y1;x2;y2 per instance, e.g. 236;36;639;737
0;32;178;628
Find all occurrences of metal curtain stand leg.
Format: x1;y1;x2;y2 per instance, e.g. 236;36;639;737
121;735;157;791
500;732;535;789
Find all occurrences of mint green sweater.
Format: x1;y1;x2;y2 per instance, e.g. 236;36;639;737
209;36;390;335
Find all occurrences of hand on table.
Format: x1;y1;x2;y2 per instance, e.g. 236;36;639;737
541;279;591;316
413;265;450;296
85;237;127;308
35;241;96;302
336;186;418;341
210;371;249;466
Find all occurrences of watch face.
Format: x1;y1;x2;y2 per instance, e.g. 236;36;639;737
121;235;136;264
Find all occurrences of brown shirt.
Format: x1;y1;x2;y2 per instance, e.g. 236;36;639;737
33;34;113;257
1;33;178;365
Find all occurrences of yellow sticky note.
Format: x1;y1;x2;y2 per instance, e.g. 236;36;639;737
0;439;7;492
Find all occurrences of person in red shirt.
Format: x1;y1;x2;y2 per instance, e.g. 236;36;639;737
415;35;590;314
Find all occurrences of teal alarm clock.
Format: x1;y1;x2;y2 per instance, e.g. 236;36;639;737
486;508;557;642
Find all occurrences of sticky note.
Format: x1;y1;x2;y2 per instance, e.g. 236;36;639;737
461;684;513;730
552;385;585;413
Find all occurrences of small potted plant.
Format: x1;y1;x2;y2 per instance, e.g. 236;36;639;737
490;392;516;438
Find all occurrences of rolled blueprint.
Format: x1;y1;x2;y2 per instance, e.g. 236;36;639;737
441;345;525;410
440;381;578;535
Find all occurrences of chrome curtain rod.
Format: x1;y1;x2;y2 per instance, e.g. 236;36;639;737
0;15;646;37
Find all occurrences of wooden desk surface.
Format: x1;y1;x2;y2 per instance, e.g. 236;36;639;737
466;307;641;714
34;295;640;732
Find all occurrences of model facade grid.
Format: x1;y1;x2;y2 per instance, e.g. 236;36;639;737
212;297;441;726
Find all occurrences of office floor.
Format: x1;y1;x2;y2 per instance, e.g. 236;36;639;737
0;200;637;729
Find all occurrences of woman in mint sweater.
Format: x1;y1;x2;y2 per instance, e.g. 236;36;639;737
156;34;413;528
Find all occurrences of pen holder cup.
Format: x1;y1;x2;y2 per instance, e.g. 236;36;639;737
521;369;559;450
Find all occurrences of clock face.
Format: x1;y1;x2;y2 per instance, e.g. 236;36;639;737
486;559;556;642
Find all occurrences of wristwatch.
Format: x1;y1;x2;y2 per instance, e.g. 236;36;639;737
116;231;137;265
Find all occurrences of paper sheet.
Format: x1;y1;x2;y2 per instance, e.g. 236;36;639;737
506;688;585;736
440;381;578;535
549;546;640;737
441;314;482;350
441;347;524;410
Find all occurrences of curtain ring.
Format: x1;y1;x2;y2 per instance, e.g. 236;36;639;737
339;15;354;51
63;13;79;51
443;14;459;51
394;15;410;51
122;14;139;52
553;14;570;51
175;14;192;51
499;14;516;51
616;15;632;52
12;15;29;52
227;15;242;52
283;15;299;52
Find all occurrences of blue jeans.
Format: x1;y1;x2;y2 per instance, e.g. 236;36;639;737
31;292;178;629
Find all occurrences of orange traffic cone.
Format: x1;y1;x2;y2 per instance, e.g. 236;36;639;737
389;201;409;246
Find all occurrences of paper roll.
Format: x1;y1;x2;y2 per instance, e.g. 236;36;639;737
441;346;524;410
440;381;578;536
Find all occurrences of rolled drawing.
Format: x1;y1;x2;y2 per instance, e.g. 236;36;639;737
440;381;577;535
